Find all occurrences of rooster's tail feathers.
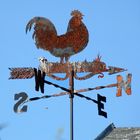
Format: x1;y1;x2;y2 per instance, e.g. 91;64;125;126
26;17;57;36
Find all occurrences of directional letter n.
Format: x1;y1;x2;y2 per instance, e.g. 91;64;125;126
116;73;132;97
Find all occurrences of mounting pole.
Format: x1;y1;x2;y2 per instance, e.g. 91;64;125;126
69;67;74;140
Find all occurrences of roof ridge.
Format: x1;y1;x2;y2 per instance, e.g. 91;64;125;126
94;123;116;140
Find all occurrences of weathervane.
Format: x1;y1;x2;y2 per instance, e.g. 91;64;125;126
9;10;132;140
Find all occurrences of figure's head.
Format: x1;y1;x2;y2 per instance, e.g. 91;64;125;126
70;10;84;27
71;10;84;20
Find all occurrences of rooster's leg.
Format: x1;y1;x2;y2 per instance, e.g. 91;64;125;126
65;56;70;63
60;57;64;63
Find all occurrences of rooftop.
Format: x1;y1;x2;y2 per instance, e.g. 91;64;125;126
95;123;140;140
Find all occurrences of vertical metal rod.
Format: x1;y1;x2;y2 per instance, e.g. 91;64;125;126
70;96;73;140
69;68;74;140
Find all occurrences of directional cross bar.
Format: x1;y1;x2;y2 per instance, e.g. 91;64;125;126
14;92;107;118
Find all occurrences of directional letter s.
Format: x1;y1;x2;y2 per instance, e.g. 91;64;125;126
14;92;28;113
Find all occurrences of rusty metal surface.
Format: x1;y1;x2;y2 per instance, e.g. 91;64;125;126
108;66;127;75
74;72;96;80
39;58;107;74
9;68;34;79
9;56;126;80
116;73;132;97
47;73;69;81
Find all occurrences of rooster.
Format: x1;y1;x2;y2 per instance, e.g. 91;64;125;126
26;10;89;63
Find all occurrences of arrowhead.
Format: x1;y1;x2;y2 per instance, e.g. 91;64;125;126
108;66;127;75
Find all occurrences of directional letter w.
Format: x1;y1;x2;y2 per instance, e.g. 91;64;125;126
34;68;45;93
116;73;132;97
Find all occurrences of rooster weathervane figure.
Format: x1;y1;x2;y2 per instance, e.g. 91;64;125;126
26;10;89;63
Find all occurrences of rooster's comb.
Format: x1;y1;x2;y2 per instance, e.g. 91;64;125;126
71;10;84;17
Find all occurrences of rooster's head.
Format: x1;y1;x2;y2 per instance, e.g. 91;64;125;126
71;10;84;19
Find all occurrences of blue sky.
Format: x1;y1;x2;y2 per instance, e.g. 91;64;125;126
0;0;140;139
